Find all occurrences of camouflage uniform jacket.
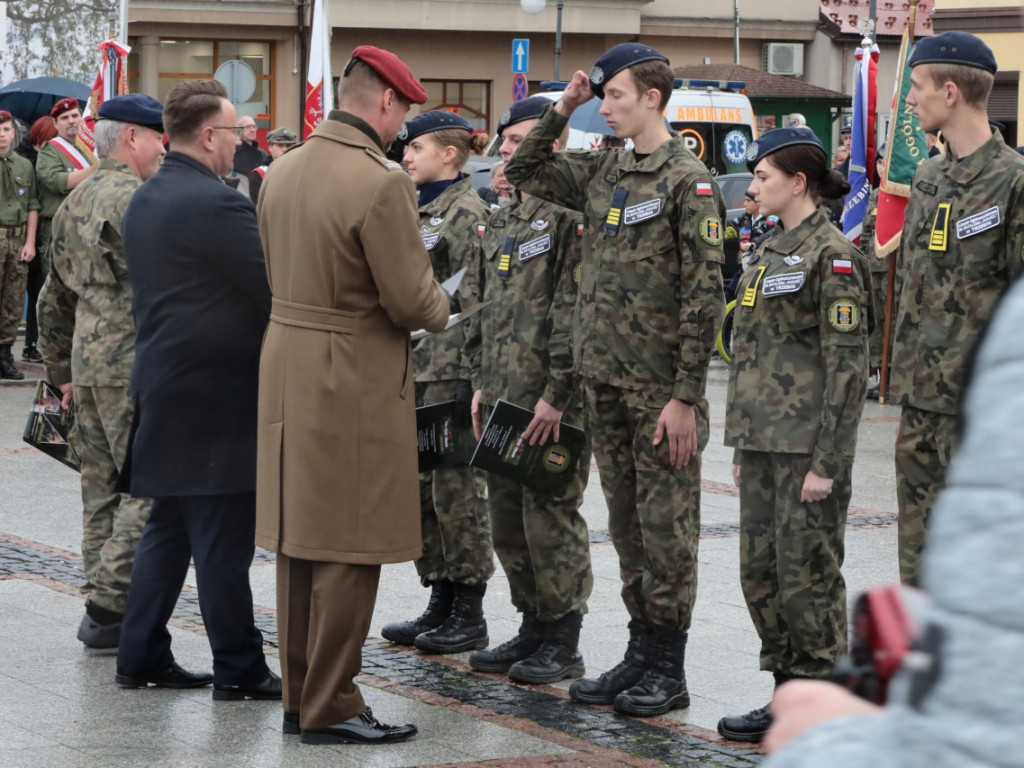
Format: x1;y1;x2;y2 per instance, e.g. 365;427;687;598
466;191;582;412
888;132;1024;415
37;159;141;387
860;187;879;258
35;139;92;219
505;105;726;403
413;174;489;383
724;207;871;478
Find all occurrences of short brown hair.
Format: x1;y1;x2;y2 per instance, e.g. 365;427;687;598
164;79;228;144
926;63;994;110
630;60;674;111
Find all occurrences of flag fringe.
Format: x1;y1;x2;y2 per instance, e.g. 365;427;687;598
875;230;902;258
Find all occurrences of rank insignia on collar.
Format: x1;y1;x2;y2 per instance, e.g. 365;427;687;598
530;219;548;231
429;216;444;227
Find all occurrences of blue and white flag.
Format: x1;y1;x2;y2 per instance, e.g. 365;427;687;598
842;40;879;245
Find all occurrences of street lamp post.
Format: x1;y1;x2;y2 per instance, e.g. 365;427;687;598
521;0;564;81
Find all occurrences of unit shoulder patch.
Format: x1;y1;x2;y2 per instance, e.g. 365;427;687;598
828;299;860;332
699;215;723;246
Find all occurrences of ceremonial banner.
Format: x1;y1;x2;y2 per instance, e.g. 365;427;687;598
875;22;930;258
842;40;879;245
303;0;333;139
79;40;131;153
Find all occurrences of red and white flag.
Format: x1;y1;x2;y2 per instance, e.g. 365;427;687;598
79;40;131;153
303;0;333;139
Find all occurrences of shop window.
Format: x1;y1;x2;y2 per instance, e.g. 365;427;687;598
422;80;490;132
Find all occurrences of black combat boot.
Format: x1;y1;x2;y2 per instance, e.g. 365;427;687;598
613;626;689;716
0;345;24;380
381;580;454;646
716;671;793;743
413;582;488;653
508;611;585;685
469;613;543;673
569;619;646;704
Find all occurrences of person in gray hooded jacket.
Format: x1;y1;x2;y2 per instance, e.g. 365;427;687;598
761;276;1024;766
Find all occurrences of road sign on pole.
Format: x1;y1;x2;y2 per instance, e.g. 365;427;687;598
512;39;530;74
512;73;528;101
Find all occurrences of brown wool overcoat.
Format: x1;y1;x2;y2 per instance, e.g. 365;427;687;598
254;114;450;564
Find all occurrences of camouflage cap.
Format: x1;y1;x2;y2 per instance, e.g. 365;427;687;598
266;127;297;144
588;42;669;100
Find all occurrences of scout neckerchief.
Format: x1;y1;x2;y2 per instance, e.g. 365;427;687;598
0;153;17;203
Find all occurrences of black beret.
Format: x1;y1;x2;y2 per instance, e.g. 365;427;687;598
745;126;826;172
398;110;472;143
588;43;669;100
496;96;552;137
908;31;997;75
97;94;164;133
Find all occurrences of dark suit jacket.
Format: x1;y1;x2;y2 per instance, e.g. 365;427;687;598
122;151;271;497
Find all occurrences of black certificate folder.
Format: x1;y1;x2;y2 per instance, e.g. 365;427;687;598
416;400;474;472
23;380;80;472
470;399;586;493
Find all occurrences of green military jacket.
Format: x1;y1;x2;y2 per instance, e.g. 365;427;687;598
0;151;40;225
412;174;489;383
36;139;94;219
889;132;1024;415
37;159;141;387
505;105;725;404
724;207;871;478
466;191;582;413
860;187;879;260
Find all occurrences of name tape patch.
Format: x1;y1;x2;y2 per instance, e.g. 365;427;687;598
623;199;662;225
956;206;1000;240
518;233;551;262
761;272;806;297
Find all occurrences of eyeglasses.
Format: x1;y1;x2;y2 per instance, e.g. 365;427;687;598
209;126;244;138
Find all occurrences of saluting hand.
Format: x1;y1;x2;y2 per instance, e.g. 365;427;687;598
653;398;698;470
556;71;594;118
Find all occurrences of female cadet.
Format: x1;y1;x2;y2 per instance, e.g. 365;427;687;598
380;111;495;654
718;127;871;744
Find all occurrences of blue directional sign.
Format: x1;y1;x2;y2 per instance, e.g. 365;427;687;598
512;39;530;74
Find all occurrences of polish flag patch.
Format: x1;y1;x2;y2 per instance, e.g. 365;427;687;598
577;223;584;236
696;182;713;196
477;224;486;237
832;259;853;274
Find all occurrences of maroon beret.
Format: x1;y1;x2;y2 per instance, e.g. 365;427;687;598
346;45;427;105
0;110;11;124
50;97;81;118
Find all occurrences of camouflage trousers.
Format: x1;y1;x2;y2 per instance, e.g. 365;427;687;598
415;380;494;586
867;254;891;370
586;382;706;631
484;402;593;621
737;450;849;678
75;384;152;613
0;232;28;345
895;406;956;587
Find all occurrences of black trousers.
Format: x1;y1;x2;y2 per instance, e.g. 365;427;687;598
23;254;44;346
117;493;268;685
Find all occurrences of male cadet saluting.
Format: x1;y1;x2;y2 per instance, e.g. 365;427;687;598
463;96;593;686
505;43;726;717
37;94;165;648
0;109;39;379
888;31;1024;586
35;97;99;272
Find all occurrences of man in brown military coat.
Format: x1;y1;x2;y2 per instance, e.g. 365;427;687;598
255;46;451;745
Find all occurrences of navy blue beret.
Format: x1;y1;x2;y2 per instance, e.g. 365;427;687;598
496;96;552;136
398;110;472;143
97;94;164;132
745;126;826;172
589;43;669;100
908;31;997;75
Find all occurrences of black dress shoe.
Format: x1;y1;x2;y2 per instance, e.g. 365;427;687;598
115;661;213;689
300;707;417;745
283;711;300;735
213;669;282;701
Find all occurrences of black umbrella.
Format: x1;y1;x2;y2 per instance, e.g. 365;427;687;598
0;76;90;125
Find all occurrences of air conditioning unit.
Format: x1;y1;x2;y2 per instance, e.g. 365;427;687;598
765;43;804;76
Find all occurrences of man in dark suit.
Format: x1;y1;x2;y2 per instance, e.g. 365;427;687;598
116;79;279;702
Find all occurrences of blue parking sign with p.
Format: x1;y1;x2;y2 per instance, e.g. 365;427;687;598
512;39;529;74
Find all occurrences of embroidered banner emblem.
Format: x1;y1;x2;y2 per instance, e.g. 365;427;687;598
623;199;662;225
955;206;1000;240
518;233;551;262
761;272;806;297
